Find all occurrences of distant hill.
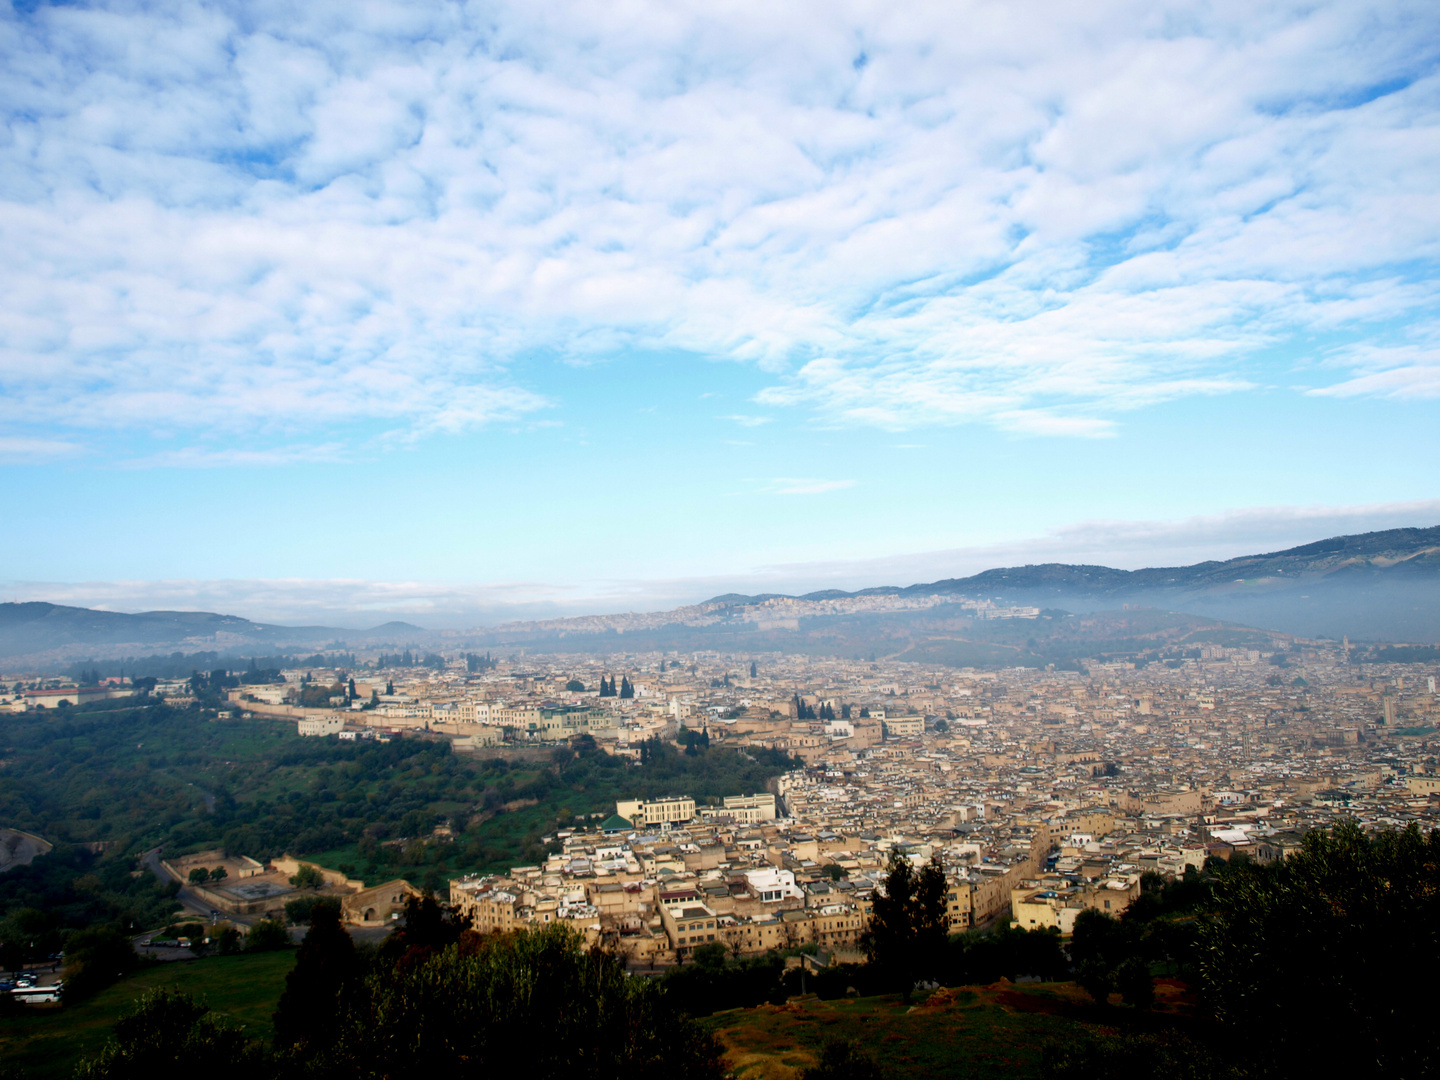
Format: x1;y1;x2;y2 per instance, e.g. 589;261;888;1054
6;525;1437;667
709;526;1440;641
0;602;432;661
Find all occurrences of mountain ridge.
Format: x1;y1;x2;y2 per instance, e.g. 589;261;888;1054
3;524;1438;664
0;602;430;660
707;525;1440;606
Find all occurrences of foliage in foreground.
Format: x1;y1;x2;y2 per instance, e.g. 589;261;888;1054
75;907;724;1080
1197;818;1440;1078
73;989;269;1080
1042;1031;1237;1080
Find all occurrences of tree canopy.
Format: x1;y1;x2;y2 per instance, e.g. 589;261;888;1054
863;853;949;1002
1196;819;1440;1078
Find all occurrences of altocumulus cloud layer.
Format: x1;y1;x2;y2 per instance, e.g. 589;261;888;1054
2;0;1439;461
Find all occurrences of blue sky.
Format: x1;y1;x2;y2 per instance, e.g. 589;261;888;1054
2;0;1438;626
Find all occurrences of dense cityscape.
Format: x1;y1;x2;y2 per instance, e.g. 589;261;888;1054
9;632;1431;976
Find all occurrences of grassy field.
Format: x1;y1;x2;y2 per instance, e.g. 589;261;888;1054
0;950;296;1079
708;979;1197;1080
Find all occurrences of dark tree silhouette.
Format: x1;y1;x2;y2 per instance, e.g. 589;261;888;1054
862;853;948;1003
1197;820;1440;1078
273;901;360;1055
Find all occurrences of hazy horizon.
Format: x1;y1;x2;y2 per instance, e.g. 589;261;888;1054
6;499;1438;628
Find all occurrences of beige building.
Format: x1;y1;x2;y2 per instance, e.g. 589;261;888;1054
450;877;525;933
721;792;777;823
883;716;925;739
615;795;696;827
342;880;422;925
298;716;345;736
661;901;720;957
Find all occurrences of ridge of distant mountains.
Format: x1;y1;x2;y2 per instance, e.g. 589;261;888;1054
712;525;1440;602
3;525;1438;666
0;602;426;661
703;525;1440;642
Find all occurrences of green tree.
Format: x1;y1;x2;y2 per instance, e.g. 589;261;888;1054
322;923;724;1079
1070;908;1119;1004
289;864;325;889
1197;820;1440;1078
273;901;360;1056
188;867;210;885
565;679;586;692
62;926;140;1000
1114;955;1153;1009
214;925;243;955
246;919;292;953
209;866;228;883
862;854;948;1003
75;989;270;1080
285;894;339;926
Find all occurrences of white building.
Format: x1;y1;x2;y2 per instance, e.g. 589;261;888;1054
298;717;345;737
743;867;804;903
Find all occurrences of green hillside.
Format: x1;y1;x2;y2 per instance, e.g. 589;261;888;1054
0;950;296;1080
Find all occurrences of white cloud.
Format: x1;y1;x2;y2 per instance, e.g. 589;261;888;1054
1308;344;1440;399
758;477;855;495
0;436;84;462
121;443;350;469
0;0;1437;455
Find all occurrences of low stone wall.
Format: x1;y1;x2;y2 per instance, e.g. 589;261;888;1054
272;855;367;891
